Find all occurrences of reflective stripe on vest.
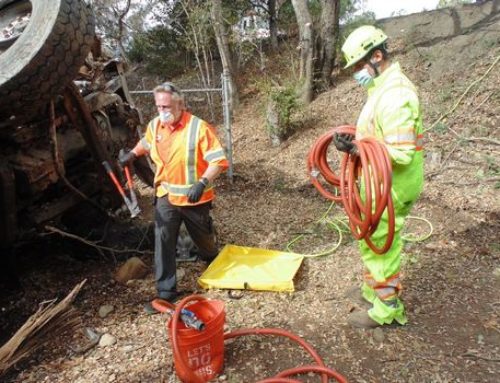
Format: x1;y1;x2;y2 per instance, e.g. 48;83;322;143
205;148;226;162
186;116;201;185
140;136;151;151
160;182;213;196
151;115;203;193
384;132;424;152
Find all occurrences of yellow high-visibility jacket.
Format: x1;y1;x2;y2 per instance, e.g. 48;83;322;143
356;62;424;204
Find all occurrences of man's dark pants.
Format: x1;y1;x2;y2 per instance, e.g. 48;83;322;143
154;197;217;298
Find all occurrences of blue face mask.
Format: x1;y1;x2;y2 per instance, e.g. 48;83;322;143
159;111;173;123
353;68;374;88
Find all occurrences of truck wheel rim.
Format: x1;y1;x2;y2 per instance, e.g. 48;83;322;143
0;1;32;52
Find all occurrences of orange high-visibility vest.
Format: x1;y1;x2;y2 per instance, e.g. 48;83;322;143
141;111;228;206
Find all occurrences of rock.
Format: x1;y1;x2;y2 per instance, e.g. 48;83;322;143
99;333;117;347
425;151;442;171
177;268;186;281
493;267;500;279
373;328;385;343
98;305;114;318
83;327;101;343
114;257;149;284
122;345;134;353
477;334;484;345
108;373;116;382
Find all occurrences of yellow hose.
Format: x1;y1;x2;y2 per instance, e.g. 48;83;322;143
285;206;433;256
285;202;350;257
402;215;434;242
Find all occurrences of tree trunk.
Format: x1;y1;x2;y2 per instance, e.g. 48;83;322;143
268;0;278;50
317;0;340;88
266;96;282;146
210;0;239;108
113;0;131;61
291;0;313;104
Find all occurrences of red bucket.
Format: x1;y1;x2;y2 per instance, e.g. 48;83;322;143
167;299;225;383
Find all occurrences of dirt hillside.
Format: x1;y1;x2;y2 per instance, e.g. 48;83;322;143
2;2;499;382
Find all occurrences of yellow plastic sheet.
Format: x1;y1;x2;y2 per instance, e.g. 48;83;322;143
198;244;304;292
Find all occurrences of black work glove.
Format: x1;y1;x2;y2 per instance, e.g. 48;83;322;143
333;133;358;155
187;178;208;203
118;149;136;167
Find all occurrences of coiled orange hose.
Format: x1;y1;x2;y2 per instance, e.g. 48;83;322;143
307;126;394;254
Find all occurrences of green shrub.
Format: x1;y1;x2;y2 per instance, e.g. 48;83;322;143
266;85;299;144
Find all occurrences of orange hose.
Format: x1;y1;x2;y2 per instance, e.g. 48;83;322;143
170;295;348;383
307;126;394;254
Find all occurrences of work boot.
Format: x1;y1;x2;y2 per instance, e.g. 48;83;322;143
344;285;371;308
347;310;381;329
144;291;181;315
143;302;160;315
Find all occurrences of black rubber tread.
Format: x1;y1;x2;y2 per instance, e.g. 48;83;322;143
0;0;95;120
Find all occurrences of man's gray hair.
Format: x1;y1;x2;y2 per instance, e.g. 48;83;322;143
153;82;184;102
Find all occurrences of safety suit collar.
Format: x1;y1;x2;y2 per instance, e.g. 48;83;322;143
167;110;190;132
368;62;401;96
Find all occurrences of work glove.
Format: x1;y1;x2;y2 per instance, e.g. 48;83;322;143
333;133;358;155
186;178;208;203
118;149;136;167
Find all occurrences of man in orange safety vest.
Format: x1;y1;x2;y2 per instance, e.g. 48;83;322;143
119;82;228;310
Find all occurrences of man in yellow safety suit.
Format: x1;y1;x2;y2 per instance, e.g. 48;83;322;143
334;26;424;328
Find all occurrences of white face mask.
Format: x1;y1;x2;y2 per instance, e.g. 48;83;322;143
353;68;374;88
159;111;173;123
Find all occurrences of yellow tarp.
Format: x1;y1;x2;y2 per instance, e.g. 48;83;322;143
198;244;304;292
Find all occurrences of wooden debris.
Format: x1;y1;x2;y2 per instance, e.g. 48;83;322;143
0;280;86;376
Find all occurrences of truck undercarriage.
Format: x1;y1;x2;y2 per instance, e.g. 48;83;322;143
0;0;152;248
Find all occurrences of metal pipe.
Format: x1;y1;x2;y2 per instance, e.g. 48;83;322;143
130;88;222;94
222;70;233;182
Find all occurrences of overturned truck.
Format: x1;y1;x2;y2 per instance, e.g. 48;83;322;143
0;0;152;249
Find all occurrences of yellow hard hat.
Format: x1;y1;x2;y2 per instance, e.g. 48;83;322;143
341;25;388;69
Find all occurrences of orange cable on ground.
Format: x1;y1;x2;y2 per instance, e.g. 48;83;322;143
307;126;394;254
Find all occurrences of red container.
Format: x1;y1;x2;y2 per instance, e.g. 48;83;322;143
167;300;225;383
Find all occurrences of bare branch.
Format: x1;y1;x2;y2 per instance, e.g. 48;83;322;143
44;225;153;256
466;137;500;145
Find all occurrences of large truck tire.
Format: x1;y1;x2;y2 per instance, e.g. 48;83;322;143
0;0;95;120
